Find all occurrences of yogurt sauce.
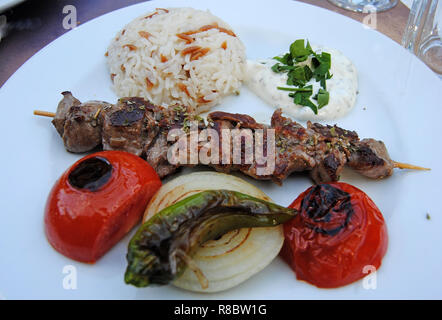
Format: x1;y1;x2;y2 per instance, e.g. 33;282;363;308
245;46;358;121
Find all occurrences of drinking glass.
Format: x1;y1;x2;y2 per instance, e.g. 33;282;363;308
402;0;442;76
327;0;398;12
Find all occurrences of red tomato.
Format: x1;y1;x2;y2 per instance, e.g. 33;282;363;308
280;182;388;288
45;151;161;263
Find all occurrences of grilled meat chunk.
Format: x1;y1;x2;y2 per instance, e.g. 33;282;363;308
62;101;109;153
310;150;347;183
271;110;318;183
146;132;177;178
207;111;268;180
102;97;149;156
144;105;198;178
307;121;358;183
348;138;394;179
52;91;81;136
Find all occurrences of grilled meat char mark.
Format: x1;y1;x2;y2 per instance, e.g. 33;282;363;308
208;111;265;130
52;92;395;183
102;97;151;157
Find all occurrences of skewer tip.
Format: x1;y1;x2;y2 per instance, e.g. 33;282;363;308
34;110;55;118
393;161;431;171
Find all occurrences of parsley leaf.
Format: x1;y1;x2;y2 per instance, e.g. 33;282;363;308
273;53;293;65
290;39;313;60
314;89;330;109
271;63;296;73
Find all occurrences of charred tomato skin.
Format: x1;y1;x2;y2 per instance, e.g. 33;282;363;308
280;182;388;288
44;151;162;263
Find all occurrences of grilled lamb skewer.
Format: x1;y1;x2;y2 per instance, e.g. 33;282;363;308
35;91;428;184
207;110;396;183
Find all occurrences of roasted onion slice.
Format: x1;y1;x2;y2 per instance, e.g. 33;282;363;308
134;172;292;292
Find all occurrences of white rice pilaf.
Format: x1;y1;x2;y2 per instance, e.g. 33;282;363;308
106;7;246;114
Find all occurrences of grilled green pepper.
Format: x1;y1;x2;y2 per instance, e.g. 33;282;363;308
125;190;297;287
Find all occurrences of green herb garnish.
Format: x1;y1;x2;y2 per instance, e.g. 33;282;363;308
272;39;332;114
314;88;330;109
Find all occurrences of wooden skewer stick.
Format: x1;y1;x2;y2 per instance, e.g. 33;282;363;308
393;161;431;171
93;107;102;120
34;110;55;117
33;109;432;172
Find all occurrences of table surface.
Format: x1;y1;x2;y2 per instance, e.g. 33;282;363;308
0;0;410;88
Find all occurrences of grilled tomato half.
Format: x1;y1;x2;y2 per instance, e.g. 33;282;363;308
280;182;388;288
44;151;161;263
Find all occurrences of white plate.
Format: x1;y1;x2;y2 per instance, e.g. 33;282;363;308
0;0;26;12
402;0;413;8
0;0;441;299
